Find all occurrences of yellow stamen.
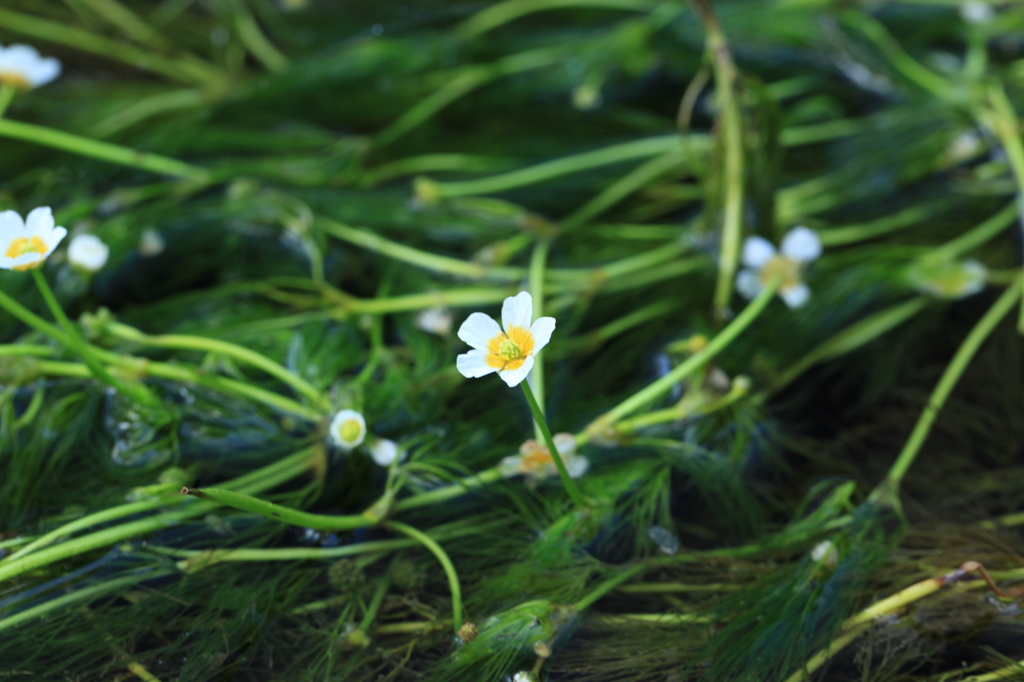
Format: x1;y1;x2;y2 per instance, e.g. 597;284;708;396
0;71;31;90
484;325;535;371
5;236;48;271
758;255;801;290
338;418;362;443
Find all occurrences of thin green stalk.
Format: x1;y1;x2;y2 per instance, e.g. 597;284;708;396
6;489;180;561
182;486;377;530
816;203;936;247
316;216;524;282
520;380;589;507
384;521;463;631
769;297;930;394
31;270;163;410
691;0;744;318
561;150;689;230
0;343;55;357
358;569;392;632
841;10;952;99
73;0;170;48
528;240;549;441
874;280;1022;498
391;466;504;512
231;0;289;73
0;447;321;585
574;563;647;611
89;88;205;138
12;385;45;429
457;0;656;38
431;135;694;198
986;84;1024;197
376;47;565;147
0;118;210;180
0;82;16;118
933;202;1018;259
360;153;512;187
587;279;778;435
0;569;173;633
104;321;329;410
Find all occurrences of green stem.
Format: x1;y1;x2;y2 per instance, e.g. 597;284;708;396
768;297;930;394
0;117;210;180
231;0;289;73
0;7;224;88
182;486;376;531
376;47;565;147
358;569;393;632
528;240;549;440
5;489;179;562
431;135;695;198
932;202;1018;259
561;150;688;231
520;380;589;507
31;270;163;410
875;280;1022;496
574;563;647;611
384;521;463;631
0;446;321;585
0;569;173;634
458;0;655;38
841;11;952;98
691;0;745;318
391;467;504;512
587;279;778;434
104;321;329;410
0;82;16;118
316;216;524;282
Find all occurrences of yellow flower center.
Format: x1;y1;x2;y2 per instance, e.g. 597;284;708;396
758;255;801;290
485;324;535;371
338;418;363;443
0;71;31;90
5;236;48;271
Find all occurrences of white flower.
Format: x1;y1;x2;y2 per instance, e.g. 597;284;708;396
329;409;366;450
499;433;589;482
960;1;994;24
0;44;61;90
139;229;165;257
415;306;453;336
735;226;822;308
0;207;67;271
456;291;555;388
368;438;401;467
907;258;987;299
811;539;839;570
67;234;110;273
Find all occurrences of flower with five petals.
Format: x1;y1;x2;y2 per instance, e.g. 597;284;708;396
456;292;555;388
0;207;67;271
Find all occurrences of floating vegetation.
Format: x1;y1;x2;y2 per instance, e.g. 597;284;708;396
2;1;1024;681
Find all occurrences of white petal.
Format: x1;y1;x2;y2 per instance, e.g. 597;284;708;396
498;355;534;387
0;210;25;244
457;312;501;350
735;269;762;300
780;226;822;264
501;291;533;333
529;316;556;355
329;409;366;450
456;349;498;378
6;252;44;269
959;260;988;297
24;207;54;239
779;282;811;308
28;57;60;87
368;438;400;467
43;226;67;254
741;236;776;268
67;233;107;272
566;455;590;479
